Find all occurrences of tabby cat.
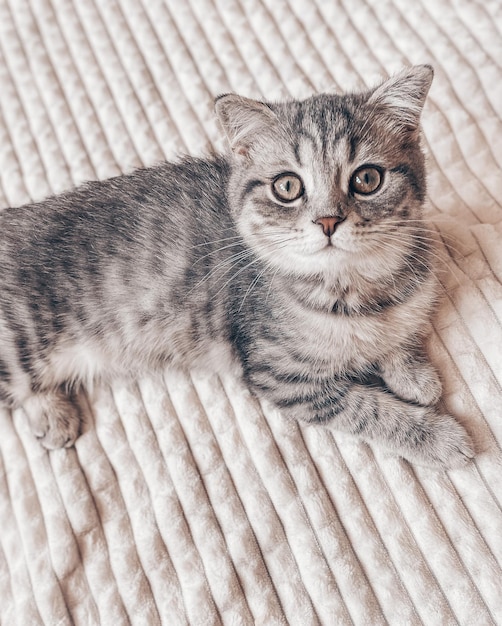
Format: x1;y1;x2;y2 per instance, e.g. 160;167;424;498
0;65;473;467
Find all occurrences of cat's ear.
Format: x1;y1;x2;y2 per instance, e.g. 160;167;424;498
367;65;434;133
214;94;278;157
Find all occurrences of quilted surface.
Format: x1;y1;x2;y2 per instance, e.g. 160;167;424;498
0;1;501;624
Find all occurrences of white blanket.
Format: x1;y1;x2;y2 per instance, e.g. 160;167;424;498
1;1;501;624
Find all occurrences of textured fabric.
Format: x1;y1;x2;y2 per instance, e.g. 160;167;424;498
0;1;501;624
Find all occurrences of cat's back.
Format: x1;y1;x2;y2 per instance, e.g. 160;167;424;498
1;156;229;253
0;156;235;381
0;156;231;291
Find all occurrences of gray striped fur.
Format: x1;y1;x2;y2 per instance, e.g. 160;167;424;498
0;66;473;467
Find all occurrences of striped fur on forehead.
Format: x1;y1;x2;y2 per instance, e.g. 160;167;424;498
294;132;353;196
229;90;427;213
273;91;424;176
229;90;424;214
272;95;359;167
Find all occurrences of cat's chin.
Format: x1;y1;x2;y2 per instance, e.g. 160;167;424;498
275;244;363;280
325;241;352;253
306;241;387;280
314;240;359;257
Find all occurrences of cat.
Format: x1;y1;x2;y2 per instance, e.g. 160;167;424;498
0;64;474;468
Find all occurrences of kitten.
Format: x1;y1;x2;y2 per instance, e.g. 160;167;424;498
0;65;473;468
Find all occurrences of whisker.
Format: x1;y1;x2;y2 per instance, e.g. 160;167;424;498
226;240;293;299
220;239;294;305
193;239;245;266
188;248;254;293
212;256;265;299
189;236;294;295
191;234;243;249
370;232;456;270
265;265;282;304
364;225;464;260
375;219;465;253
238;264;269;312
368;237;462;292
371;236;450;276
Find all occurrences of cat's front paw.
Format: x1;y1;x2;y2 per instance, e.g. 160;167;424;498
381;358;443;406
405;413;474;469
24;391;81;449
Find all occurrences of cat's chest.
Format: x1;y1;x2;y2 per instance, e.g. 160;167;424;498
274;290;429;372
293;307;388;367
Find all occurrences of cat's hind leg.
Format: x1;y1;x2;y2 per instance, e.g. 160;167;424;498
23;389;81;449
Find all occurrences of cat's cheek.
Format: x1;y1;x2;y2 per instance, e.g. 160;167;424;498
329;225;361;254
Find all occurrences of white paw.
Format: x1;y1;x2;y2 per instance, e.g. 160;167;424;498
383;361;443;406
405;413;474;469
25;392;81;449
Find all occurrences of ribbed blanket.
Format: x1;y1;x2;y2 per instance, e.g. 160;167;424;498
0;1;501;624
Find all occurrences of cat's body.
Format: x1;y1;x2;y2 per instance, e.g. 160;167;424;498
0;157;235;389
0;66;474;467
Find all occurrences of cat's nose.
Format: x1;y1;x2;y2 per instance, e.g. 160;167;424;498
314;216;344;237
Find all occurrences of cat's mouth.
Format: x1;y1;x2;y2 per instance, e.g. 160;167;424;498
323;240;338;251
321;236;370;259
320;237;352;253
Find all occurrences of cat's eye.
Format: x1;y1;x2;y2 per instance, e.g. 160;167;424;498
350;166;383;195
272;173;304;202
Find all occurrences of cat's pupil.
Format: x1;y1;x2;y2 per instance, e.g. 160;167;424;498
272;173;303;202
350;166;382;195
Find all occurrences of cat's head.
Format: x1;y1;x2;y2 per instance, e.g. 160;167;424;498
215;65;433;281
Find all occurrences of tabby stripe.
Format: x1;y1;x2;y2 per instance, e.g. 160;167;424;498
390;164;425;201
0;357;10;386
293;141;302;167
271;380;351;415
1;302;37;377
16;334;35;375
351;395;374;434
250;362;315;385
275;394;348;419
348;135;358;163
240;179;264;203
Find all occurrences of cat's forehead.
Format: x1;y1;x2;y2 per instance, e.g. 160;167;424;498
269;94;393;169
266;95;368;171
275;94;361;135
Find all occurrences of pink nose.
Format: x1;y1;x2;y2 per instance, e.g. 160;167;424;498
315;216;344;237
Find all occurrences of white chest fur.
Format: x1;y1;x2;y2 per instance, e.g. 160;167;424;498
282;285;435;374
